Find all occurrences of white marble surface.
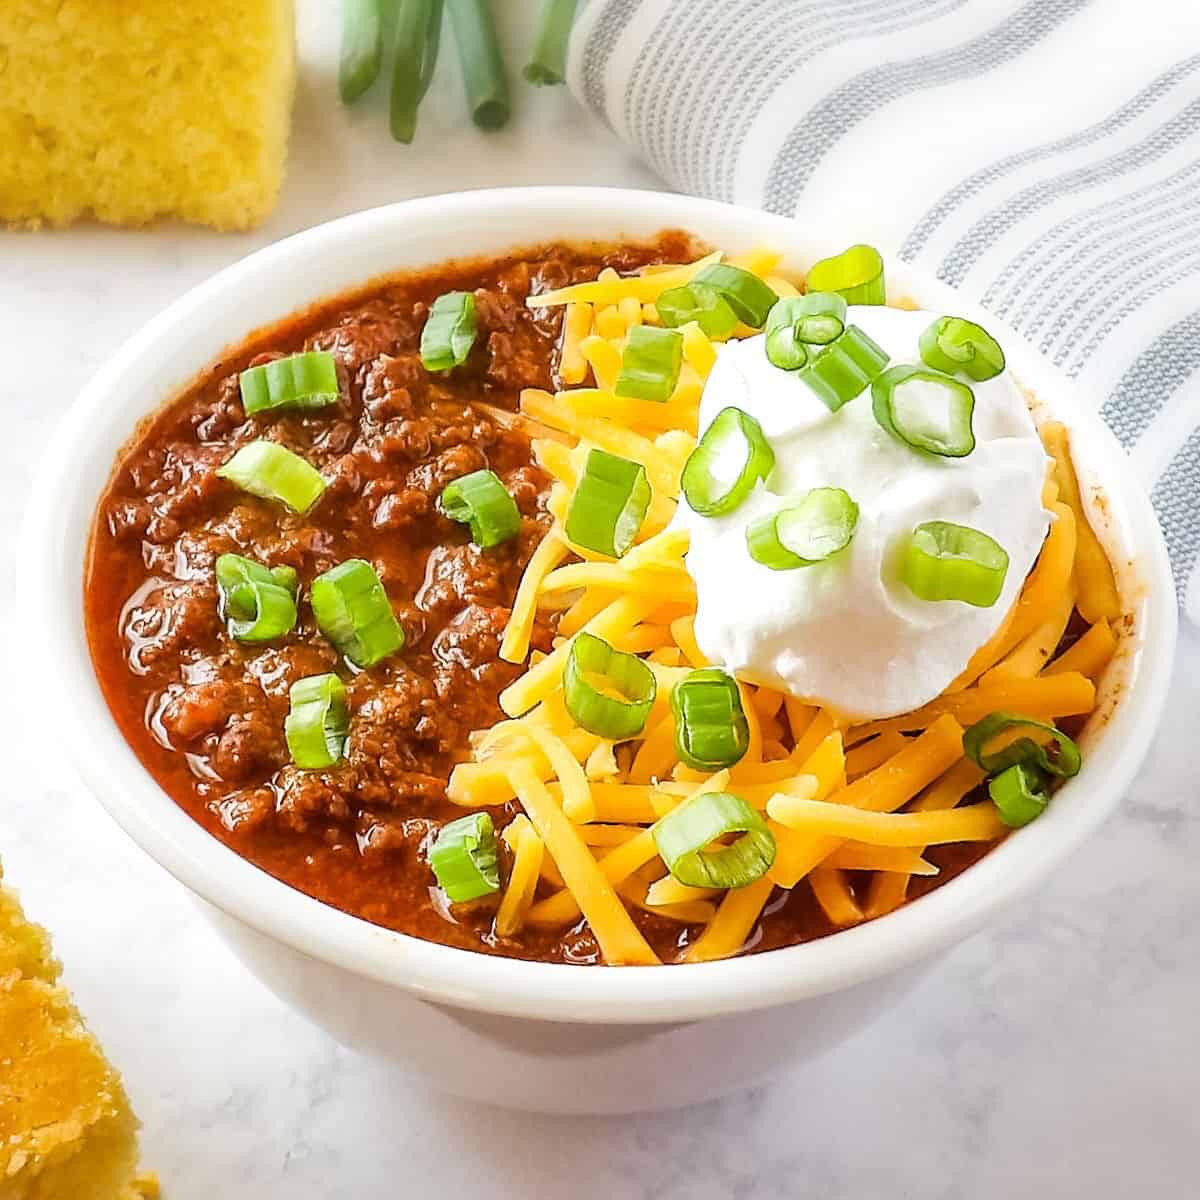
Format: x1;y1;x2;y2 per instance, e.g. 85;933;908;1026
2;4;1198;1196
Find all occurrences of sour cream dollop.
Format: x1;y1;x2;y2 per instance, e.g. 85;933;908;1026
677;306;1053;721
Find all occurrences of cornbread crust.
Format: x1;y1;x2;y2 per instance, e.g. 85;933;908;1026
0;868;155;1199
0;0;295;230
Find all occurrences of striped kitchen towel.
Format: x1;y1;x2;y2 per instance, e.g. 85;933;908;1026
568;0;1200;623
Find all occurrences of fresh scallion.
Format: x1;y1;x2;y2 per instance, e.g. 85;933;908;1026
900;521;1009;608
447;0;511;130
215;553;299;643
670;669;750;772
652;791;776;889
795;326;889;412
339;0;385;103
614;325;683;402
420;290;477;372
989;762;1049;828
285;673;350;769
239;351;340;416
563;632;657;739
746;487;859;570
439;468;521;548
764;292;848;371
524;0;578;85
691;263;778;328
564;448;650;558
805;244;886;305
390;0;445;143
919;316;1006;382
872;364;976;457
216;441;327;514
429;812;501;902
681;406;775;517
654;282;739;339
311;559;405;668
963;711;1082;779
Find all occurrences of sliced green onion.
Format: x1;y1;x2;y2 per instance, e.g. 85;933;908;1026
654;282;739;339
872;364;976;457
311;559;405;668
421;290;477;372
614;325;683;402
796;325;890;412
523;0;578;85
439;468;521;548
746;487;859;570
285;674;349;770
216;441;326;514
900;521;1009;608
989;762;1049;828
239;351;339;417
429;812;500;902
390;0;444;143
670;669;751;772
805;244;886;305
692;263;778;328
653;791;775;889
963;711;1082;778
564;449;650;558
339;0;384;103
682;406;775;517
919;316;1006;382
214;553;298;642
765;293;848;371
446;0;510;130
563;632;656;739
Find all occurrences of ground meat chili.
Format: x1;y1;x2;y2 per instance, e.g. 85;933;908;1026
86;234;988;965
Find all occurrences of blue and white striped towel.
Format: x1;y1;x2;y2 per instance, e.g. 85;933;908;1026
567;0;1200;623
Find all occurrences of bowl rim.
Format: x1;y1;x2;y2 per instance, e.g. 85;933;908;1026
24;186;1178;1025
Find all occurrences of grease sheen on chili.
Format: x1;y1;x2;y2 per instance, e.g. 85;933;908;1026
85;235;989;965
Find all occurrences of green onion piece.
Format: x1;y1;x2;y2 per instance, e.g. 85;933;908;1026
681;406;775;517
523;0;578;85
989;762;1049;828
805;244;886;305
429;812;500;902
390;0;445;143
563;632;656;739
652;791;776;889
692;263;778;328
339;0;384;102
214;553;299;643
872;364;976;457
311;559;405;668
446;0;511;130
919;316;1006;382
564;449;650;558
670;668;751;772
654;282;739;339
439;468;521;548
239;351;339;416
216;441;326;514
963;711;1082;779
285;673;350;770
900;521;1009;608
614;325;684;402
421;290;477;372
796;325;890;412
746;487;859;571
764;292;848;371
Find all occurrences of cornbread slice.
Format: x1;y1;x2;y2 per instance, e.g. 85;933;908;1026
0;867;155;1199
0;0;295;230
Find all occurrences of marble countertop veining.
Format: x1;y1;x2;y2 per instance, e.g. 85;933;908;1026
2;4;1197;1196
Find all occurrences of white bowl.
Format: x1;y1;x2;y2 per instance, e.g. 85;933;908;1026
25;188;1177;1113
